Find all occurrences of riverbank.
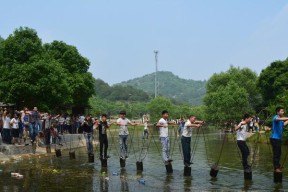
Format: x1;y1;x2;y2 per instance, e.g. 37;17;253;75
0;134;87;163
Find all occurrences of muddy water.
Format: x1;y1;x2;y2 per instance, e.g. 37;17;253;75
0;126;287;191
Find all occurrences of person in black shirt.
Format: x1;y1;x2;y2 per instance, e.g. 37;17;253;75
97;114;110;159
81;114;93;155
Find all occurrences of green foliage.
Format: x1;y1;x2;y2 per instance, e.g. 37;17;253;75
94;79;150;102
43;41;89;73
204;66;258;123
89;96;147;119
1;27;43;66
147;96;174;122
117;71;206;105
173;104;206;120
258;59;288;107
0;27;94;112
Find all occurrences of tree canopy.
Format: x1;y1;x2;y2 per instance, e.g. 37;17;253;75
258;59;288;107
0;27;94;111
204;66;259;124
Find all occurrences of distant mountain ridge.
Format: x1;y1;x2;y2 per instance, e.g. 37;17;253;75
117;71;206;105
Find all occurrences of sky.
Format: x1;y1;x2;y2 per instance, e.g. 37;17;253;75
1;0;288;85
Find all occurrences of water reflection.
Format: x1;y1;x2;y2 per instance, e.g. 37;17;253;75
99;167;109;192
120;168;129;192
242;180;253;191
163;175;173;192
1;127;288;191
183;177;192;192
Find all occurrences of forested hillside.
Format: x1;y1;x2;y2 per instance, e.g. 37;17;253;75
117;71;206;105
94;79;150;102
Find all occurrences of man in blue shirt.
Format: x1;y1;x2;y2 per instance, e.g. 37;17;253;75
270;107;288;173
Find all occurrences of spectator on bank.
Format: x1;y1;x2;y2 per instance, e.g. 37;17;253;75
10;113;20;145
2;110;11;144
30;107;41;144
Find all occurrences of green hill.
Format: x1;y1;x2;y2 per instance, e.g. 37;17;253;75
117;71;206;105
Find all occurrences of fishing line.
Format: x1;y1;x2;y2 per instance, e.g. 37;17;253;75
202;123;211;165
190;125;202;163
128;125;138;161
169;125;179;159
214;131;227;167
151;124;165;163
107;124;120;157
139;127;153;161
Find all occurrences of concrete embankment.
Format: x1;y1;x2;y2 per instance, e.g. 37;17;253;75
0;134;88;162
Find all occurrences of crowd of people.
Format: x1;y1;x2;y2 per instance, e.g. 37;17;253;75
0;106;89;146
1;105;288;175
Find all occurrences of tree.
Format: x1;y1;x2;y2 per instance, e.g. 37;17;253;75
147;96;174;122
1;27;43;66
0;27;94;111
0;59;72;111
204;81;251;124
43;41;89;73
204;66;258;124
258;59;288;106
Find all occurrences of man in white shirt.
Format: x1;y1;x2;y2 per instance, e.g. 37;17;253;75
181;115;203;167
156;110;175;165
116;111;137;159
2;110;11;144
235;113;252;172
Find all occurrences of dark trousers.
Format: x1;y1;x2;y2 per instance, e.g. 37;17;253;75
237;140;250;169
99;134;108;158
44;129;51;145
270;138;282;169
2;128;11;144
181;136;191;164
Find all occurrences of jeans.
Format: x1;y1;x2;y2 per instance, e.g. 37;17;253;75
30;122;39;143
84;132;93;154
119;135;128;158
99;134;108;158
270;138;282;169
160;137;170;161
181;136;191;164
237;140;250;169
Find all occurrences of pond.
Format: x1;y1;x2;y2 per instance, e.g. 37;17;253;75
0;125;287;191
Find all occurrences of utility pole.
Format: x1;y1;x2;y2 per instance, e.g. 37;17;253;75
154;50;158;98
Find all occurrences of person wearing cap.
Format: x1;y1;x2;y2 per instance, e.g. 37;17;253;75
116;111;137;159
